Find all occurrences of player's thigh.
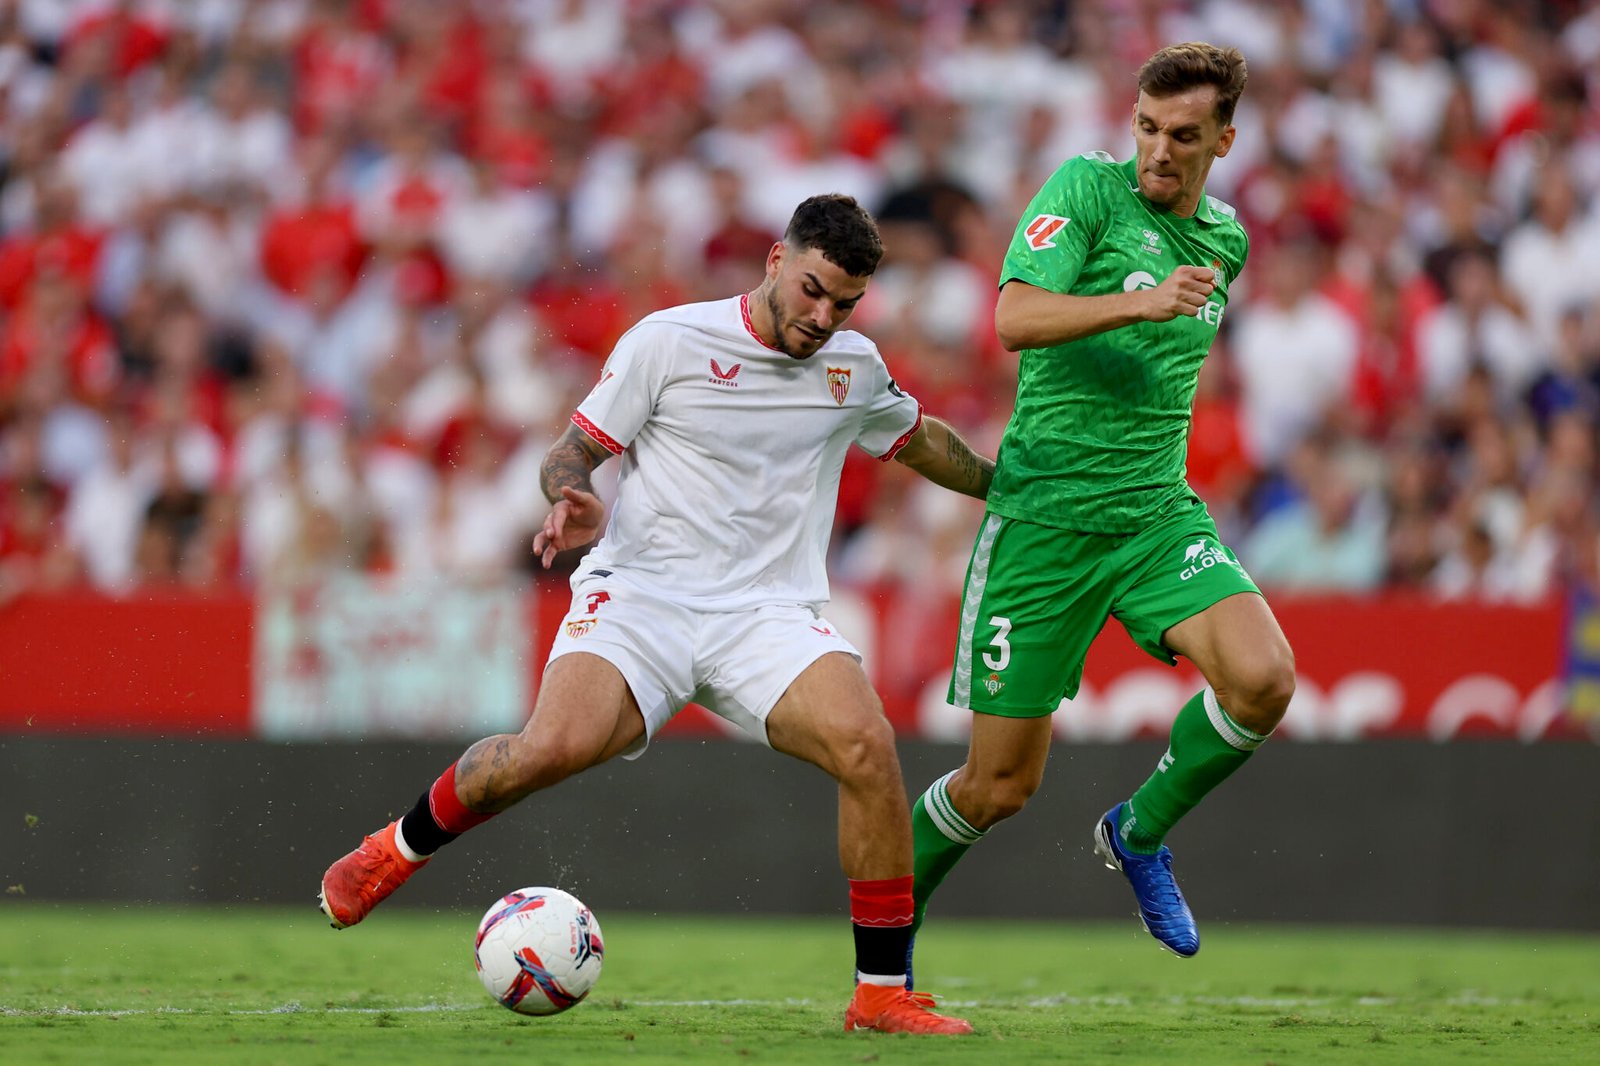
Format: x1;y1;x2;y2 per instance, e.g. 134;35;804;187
698;605;879;765
1111;498;1263;668
1163;592;1295;702
763;650;894;779
525;652;647;767
543;579;698;761
949;512;1116;716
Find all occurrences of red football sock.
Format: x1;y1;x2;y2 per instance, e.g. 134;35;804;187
428;761;497;834
850;876;914;981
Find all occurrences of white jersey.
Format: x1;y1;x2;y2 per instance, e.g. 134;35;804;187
570;294;922;611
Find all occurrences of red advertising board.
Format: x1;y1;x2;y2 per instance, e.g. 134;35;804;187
0;592;253;735
0;584;1581;741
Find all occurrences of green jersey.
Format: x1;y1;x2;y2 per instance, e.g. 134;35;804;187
990;152;1250;533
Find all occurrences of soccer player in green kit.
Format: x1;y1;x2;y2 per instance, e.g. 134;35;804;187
908;42;1295;966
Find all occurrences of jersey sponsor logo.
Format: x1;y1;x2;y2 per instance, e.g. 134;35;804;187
1023;213;1070;250
826;366;852;405
1123;270;1158;292
709;359;742;386
584;590;611;613
1179;538;1244;581
565;619;596;638
1141;228;1162;255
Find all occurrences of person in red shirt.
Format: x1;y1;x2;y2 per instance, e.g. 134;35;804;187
0;271;119;411
260;139;366;302
0;180;105;314
61;0;170;81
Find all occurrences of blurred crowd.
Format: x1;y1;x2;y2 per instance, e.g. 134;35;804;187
1;0;1598;606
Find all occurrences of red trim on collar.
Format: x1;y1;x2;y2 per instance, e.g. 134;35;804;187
740;292;785;352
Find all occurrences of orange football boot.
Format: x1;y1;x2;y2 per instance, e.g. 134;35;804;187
844;984;974;1035
318;820;427;929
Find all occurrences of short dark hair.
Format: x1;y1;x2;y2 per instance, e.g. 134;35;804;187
783;194;883;278
1138;42;1249;126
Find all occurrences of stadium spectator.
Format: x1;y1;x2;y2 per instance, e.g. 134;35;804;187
1498;161;1600;353
1242;437;1388;593
1417;245;1543;405
1232;235;1359;466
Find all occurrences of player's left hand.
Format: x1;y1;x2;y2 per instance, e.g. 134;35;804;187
534;486;605;568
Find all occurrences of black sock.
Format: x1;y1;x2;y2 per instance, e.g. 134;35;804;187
853;923;911;978
398;790;460;857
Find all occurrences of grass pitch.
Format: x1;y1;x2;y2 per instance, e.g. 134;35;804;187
1;904;1596;1064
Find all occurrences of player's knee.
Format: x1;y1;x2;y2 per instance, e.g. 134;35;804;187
1225;651;1296;733
826;713;899;786
956;770;1039;829
986;775;1039;824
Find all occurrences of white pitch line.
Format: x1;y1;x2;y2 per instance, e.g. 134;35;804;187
1;994;1434;1018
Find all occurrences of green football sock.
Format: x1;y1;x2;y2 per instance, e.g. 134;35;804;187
1119;689;1268;854
911;769;986;934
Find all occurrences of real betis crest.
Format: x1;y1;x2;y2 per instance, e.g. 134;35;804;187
826;366;851;406
984;673;1005;696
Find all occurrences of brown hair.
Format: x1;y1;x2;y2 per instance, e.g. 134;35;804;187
784;194;884;278
1138;42;1249;126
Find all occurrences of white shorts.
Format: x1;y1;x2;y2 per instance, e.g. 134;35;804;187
545;577;862;758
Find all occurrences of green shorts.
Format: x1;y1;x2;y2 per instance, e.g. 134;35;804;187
948;496;1260;717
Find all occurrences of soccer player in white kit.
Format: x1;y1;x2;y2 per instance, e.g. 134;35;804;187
320;195;992;1035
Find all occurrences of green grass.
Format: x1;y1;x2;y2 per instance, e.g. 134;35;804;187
1;904;1597;1064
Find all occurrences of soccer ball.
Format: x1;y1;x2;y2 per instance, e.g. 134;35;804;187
473;887;605;1015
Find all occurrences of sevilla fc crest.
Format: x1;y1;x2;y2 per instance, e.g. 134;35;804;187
826;366;851;406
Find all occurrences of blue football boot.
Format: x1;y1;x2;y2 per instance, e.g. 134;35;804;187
1093;803;1200;957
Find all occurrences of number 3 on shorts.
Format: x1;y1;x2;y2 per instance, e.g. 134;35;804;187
982;616;1012;671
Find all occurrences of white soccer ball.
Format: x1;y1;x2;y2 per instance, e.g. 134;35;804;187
473;886;605;1015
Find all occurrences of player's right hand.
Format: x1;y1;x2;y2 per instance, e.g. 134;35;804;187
1143;265;1216;322
534;486;605;569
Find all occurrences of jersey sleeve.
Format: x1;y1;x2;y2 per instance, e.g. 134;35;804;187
855;351;923;461
571;322;670;454
999;154;1112;295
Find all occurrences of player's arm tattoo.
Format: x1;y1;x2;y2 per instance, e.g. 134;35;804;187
896;416;994;499
944;425;995;498
540;422;614;503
